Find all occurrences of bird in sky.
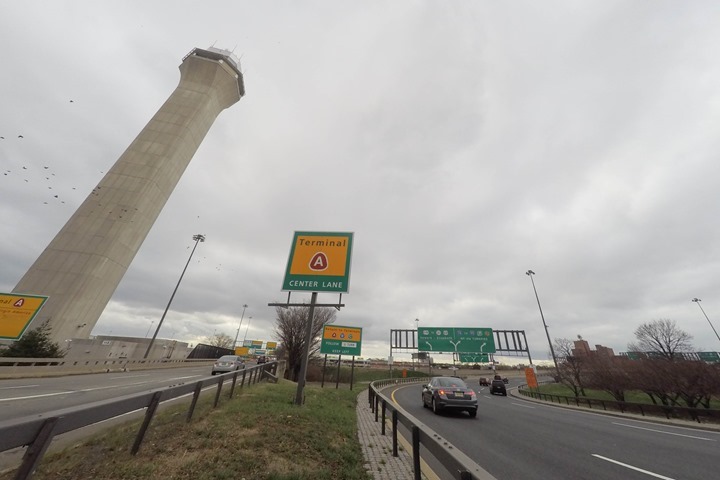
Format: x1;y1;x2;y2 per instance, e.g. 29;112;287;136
18;135;23;138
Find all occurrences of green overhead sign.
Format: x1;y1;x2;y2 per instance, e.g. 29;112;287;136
418;327;495;353
458;353;490;363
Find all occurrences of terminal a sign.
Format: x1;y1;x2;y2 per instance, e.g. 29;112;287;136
0;293;48;340
282;231;354;293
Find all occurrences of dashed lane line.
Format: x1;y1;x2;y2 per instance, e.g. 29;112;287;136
592;454;675;479
612;422;716;441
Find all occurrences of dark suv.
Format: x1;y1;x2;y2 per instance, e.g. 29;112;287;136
490;379;507;396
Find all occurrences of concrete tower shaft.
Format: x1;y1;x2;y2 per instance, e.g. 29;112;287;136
12;48;244;345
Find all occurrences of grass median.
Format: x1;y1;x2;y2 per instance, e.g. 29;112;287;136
3;380;372;480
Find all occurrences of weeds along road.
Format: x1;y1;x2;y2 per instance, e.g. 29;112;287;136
390;379;720;480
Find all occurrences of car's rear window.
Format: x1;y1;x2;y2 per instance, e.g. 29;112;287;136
437;378;467;388
218;356;237;361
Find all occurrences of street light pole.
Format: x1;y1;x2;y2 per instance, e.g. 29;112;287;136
526;270;560;380
233;304;248;350
144;320;154;338
143;234;205;359
692;298;720;343
414;318;419;371
243;316;253;342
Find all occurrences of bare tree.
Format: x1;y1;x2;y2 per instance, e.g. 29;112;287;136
205;332;234;349
553;337;587;397
632;359;682;406
273;306;336;381
583;355;635;402
627;319;693;360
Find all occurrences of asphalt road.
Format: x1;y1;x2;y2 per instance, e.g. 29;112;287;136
391;378;720;480
0;364;219;422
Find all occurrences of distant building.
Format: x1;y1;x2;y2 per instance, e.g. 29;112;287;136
572;338;615;357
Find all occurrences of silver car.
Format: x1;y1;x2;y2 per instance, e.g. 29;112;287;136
422;376;478;417
211;355;246;375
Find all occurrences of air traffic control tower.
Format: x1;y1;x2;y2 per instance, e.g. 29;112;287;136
12;47;244;345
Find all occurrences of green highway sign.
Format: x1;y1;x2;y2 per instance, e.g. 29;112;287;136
418;327;495;353
458;353;490;363
320;325;362;356
698;352;720;363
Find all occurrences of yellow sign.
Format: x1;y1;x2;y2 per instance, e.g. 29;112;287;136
266;341;277;349
235;346;250;356
0;293;49;340
282;231;354;293
289;235;349;276
322;325;362;341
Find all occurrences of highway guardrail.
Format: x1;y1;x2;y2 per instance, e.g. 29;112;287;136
368;378;496;480
0;361;279;480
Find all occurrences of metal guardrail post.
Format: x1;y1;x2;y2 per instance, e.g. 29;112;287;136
381;401;386;435
241;370;247;387
229;372;239;398
14;417;59;480
214;378;224;408
412;425;421;480
374;395;379;422
131;391;162;455
392;409;398;457
187;382;203;422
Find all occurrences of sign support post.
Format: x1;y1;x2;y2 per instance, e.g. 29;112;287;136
294;292;317;406
335;354;342;390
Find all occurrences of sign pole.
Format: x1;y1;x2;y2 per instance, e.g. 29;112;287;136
350;356;355;391
335;354;341;389
321;354;327;388
294;292;317;406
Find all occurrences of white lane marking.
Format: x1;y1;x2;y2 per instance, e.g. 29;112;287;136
0;384;40;390
483;395;491;399
0;381;155;402
592;454;675;479
0;391;69;402
108;374;151;379
612;422;716;441
168;375;202;380
512;403;535;409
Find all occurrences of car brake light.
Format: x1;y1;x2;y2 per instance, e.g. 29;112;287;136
469;390;476;397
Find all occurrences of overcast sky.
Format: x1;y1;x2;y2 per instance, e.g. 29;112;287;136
2;1;720;363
